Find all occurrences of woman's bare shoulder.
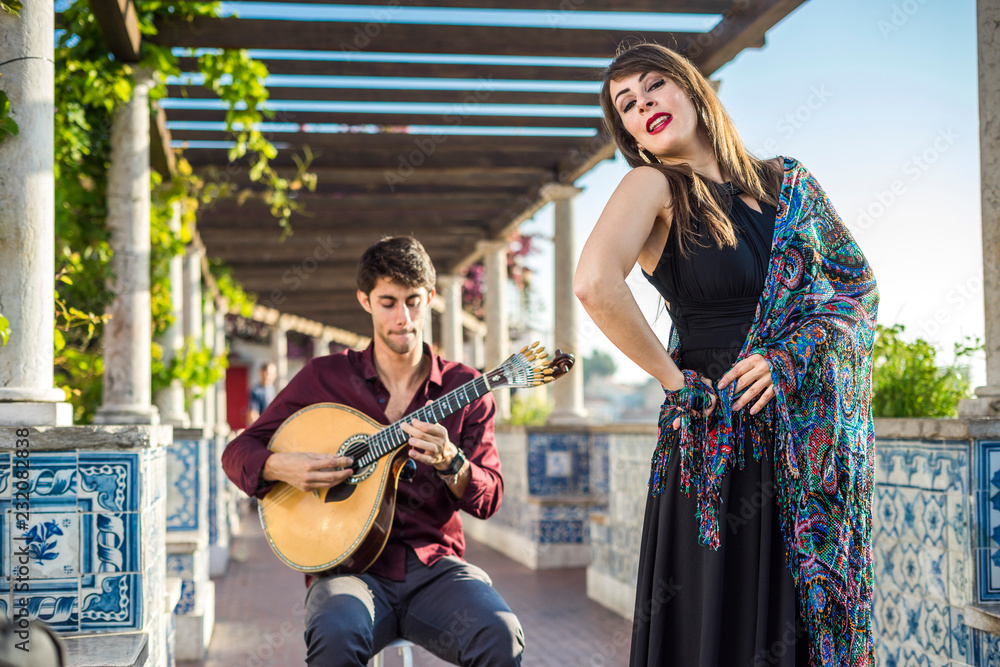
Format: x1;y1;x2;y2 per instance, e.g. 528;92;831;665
616;166;672;206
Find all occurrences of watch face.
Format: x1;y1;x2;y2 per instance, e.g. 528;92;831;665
447;449;466;475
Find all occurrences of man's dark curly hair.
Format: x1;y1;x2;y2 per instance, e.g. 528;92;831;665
357;236;436;295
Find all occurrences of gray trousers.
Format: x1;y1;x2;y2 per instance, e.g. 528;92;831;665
304;549;524;666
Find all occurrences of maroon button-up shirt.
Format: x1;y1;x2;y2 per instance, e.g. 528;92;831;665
221;343;504;582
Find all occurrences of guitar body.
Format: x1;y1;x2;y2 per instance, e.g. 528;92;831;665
259;403;408;574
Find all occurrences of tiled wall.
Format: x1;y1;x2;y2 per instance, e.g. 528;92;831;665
0;436;170;667
874;438;973;666
0;449;166;632
588;432;652;598
488;429;600;547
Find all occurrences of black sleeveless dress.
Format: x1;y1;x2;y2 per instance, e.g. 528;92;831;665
632;193;809;666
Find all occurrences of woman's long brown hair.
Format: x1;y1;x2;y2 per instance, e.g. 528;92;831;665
600;42;783;256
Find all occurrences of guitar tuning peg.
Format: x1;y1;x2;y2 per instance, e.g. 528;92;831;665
530;341;540;349
520;344;530;354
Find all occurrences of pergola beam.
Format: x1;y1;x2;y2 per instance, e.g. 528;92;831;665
180;0;735;12
687;0;808;73
152;18;694;58
166;108;602;129
150;103;176;178
166;84;598;107
89;0;141;62
177;57;604;82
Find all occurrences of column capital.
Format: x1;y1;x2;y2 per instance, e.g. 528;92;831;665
476;238;508;255
436;274;462;288
541;183;582;201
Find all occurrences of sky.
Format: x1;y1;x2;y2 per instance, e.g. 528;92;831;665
520;0;984;386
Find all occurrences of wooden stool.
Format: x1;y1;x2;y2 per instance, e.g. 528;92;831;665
372;638;415;667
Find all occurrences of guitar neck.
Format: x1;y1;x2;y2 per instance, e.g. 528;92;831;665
354;374;492;468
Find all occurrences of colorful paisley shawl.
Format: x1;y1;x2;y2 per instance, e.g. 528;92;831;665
650;157;879;666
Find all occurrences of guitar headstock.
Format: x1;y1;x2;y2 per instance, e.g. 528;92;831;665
484;342;576;390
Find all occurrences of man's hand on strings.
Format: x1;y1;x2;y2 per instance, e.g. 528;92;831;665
263;452;354;493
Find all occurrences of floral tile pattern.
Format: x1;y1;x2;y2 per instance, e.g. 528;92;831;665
19;513;79;580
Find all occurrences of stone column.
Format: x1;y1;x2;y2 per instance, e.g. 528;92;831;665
202;299;217;432
312;331;333;360
183;246;205;427
94;70;159;425
271;321;288;392
439;275;464;363
473;333;486;371
154;202;190;427
0;4;71;425
961;0;1000;417
209;303;232;577
214;305;229;437
544;185;588;425
424;306;434;349
478;240;511;420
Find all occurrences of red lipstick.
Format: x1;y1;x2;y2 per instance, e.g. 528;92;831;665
646;112;672;135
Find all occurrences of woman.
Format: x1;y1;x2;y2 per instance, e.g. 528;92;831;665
574;43;878;667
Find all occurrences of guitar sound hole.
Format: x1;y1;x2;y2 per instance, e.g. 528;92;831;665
325;484;354;503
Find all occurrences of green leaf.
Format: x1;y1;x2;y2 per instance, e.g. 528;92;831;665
0;0;22;16
0;313;9;346
53;328;66;353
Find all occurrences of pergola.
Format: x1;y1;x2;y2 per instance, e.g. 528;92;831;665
103;0;807;338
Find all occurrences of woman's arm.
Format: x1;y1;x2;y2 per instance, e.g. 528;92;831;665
574;167;685;391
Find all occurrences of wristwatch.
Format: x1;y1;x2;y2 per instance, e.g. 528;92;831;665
437;447;467;478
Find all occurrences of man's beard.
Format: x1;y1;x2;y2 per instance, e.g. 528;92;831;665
379;328;418;355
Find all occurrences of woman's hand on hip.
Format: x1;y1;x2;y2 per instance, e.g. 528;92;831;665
717;354;775;415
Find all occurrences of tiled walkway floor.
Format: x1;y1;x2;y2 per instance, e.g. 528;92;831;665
180;506;632;667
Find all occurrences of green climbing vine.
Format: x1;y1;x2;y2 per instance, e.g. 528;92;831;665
55;0;314;422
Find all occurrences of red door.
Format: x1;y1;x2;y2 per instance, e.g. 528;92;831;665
226;365;250;431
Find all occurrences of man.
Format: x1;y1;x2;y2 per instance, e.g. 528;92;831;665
222;236;525;666
247;361;276;424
